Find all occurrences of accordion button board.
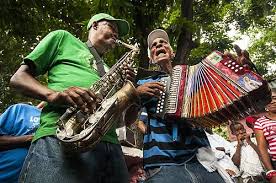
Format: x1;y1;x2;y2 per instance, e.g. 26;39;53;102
155;51;271;127
156;76;170;117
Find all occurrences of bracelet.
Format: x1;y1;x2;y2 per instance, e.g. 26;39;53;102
266;170;276;175
266;170;276;180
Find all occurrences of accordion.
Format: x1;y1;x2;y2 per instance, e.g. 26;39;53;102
156;51;271;127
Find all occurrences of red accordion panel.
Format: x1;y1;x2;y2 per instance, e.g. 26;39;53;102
160;51;271;126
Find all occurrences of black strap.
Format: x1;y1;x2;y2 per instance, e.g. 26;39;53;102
86;40;106;77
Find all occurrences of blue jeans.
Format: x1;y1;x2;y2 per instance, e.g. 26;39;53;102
144;157;224;183
19;136;129;183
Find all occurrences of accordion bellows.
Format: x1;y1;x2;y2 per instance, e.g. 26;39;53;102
156;51;271;127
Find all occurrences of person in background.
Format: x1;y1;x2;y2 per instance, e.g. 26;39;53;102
0;102;42;183
245;116;259;131
205;128;240;182
254;88;276;182
230;122;266;182
116;117;146;183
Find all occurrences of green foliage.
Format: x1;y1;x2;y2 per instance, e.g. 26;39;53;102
213;125;229;140
248;25;276;77
0;0;91;111
0;0;275;111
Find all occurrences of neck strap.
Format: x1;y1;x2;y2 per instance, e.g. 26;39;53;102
86;40;106;77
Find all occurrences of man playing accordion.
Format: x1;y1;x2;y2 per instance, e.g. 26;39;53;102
132;29;223;183
132;29;256;183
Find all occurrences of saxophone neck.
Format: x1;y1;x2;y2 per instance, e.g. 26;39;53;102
116;40;139;53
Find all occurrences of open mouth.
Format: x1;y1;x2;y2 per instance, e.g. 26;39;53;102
155;49;167;57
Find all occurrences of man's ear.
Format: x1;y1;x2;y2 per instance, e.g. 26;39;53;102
147;48;153;63
92;22;98;30
171;51;176;60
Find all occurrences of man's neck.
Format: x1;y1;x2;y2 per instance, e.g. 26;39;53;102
160;62;173;75
266;112;276;119
88;38;104;56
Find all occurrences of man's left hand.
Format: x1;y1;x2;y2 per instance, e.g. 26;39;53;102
245;134;252;144
233;44;251;66
224;45;251;66
123;66;136;83
224;45;261;74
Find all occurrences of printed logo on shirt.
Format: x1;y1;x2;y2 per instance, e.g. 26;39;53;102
28;116;40;133
30;116;39;123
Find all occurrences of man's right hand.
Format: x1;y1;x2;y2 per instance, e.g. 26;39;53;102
225;169;236;176
47;87;98;113
136;82;165;98
237;133;245;145
24;135;33;142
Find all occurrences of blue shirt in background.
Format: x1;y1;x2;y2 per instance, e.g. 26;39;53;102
0;104;40;183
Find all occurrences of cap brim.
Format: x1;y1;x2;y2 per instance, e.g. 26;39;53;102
110;19;129;37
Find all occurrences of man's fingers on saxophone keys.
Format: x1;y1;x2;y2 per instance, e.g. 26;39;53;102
64;95;77;108
75;88;98;113
71;95;87;112
64;87;96;112
123;66;136;82
51;91;75;107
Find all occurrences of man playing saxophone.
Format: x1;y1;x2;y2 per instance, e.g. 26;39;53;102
10;13;134;183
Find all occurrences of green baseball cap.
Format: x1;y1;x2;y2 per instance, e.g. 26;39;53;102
87;13;129;37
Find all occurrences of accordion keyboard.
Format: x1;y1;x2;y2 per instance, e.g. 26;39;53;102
156;76;170;119
166;65;183;114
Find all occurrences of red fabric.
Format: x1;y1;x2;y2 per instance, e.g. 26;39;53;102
124;155;145;183
254;116;276;161
266;171;276;180
245;116;258;125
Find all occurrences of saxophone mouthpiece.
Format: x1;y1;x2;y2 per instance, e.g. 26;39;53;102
116;39;139;52
115;39;122;45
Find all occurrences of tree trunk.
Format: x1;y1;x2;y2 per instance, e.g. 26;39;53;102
174;0;194;65
133;5;151;69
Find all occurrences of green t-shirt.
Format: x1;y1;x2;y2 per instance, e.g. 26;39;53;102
24;30;119;144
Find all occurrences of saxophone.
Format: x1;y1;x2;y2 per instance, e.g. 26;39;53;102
56;40;140;152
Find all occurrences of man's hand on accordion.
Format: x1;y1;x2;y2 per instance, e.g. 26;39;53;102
124;82;164;127
224;44;251;66
224;44;260;74
136;82;165;98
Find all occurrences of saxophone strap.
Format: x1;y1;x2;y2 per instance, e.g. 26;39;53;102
86;40;106;77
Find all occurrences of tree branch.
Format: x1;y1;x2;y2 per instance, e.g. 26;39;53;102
174;0;194;65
